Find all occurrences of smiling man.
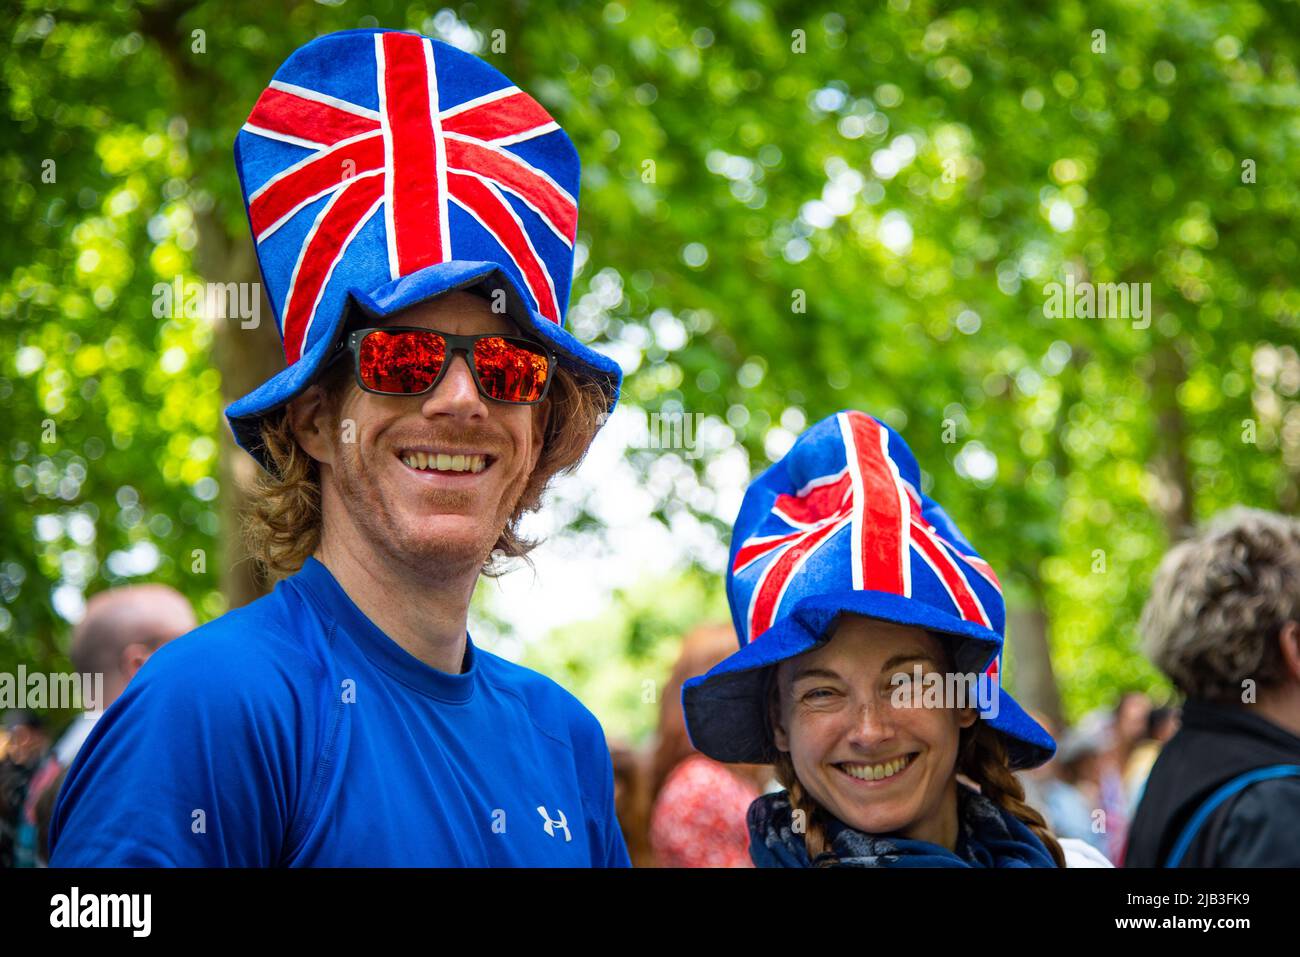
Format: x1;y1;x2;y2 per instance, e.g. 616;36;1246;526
49;29;630;866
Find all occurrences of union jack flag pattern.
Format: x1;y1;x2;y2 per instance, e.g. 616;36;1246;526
728;410;1006;664
233;29;581;366
685;410;1054;769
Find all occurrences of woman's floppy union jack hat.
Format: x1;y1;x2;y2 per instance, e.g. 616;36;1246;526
224;28;622;469
683;410;1055;770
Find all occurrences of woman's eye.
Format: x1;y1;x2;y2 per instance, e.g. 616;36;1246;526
803;688;834;701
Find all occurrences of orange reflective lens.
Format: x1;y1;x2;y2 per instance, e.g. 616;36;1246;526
356;329;551;403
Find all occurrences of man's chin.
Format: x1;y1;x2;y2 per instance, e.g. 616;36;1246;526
395;518;500;567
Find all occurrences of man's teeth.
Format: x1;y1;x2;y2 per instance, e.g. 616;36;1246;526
400;452;487;473
840;754;914;782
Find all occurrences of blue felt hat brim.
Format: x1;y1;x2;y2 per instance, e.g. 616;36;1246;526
683;589;1055;770
980;680;1056;769
224;260;622;471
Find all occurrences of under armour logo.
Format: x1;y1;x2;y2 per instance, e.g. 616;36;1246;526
536;806;571;842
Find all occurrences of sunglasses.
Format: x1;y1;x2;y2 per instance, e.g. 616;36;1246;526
329;326;555;404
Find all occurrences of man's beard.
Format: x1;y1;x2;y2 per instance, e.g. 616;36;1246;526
327;438;525;575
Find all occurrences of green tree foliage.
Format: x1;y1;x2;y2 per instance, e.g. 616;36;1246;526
3;1;1297;735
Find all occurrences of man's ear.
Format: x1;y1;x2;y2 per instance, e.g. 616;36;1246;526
119;641;153;682
286;385;335;467
1280;620;1300;682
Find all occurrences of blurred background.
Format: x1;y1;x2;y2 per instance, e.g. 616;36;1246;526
2;1;1298;864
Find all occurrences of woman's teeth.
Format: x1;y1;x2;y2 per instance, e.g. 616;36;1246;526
401;452;487;473
839;753;915;782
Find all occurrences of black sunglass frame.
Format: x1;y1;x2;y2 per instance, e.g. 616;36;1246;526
329;326;556;405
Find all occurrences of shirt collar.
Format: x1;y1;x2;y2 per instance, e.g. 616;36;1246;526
293;555;478;704
1183;697;1300;754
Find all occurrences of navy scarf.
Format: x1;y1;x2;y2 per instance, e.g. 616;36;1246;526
748;783;1057;868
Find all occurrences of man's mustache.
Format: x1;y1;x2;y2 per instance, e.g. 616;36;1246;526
384;428;510;456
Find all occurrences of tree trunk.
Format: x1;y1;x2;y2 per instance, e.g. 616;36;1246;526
1149;340;1195;541
140;2;282;611
195;211;283;610
1006;602;1064;731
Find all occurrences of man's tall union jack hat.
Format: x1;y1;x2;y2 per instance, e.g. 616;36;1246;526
224;29;622;467
683;410;1055;770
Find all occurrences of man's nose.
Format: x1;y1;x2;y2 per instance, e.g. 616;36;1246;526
421;350;486;416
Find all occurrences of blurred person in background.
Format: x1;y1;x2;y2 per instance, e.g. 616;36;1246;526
32;766;67;868
1122;704;1180;818
609;742;655;868
649;624;771;867
1035;706;1131;864
0;711;50;868
1127;507;1300;867
1112;691;1152;783
13;583;195;866
1016;708;1058;824
1087;706;1132;865
1036;715;1111;857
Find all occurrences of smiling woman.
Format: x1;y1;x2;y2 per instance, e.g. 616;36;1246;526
682;410;1113;868
242;297;609;581
763;616;1066;866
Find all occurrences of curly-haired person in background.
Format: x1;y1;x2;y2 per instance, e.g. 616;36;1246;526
1125;507;1300;867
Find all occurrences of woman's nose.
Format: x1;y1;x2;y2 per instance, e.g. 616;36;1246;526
846;695;896;748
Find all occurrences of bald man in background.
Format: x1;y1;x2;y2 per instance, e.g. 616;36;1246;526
13;584;196;866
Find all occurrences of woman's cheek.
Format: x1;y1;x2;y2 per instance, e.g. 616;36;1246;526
909;705;960;759
802;708;852;758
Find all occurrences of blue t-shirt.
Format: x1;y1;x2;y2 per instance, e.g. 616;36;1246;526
49;556;631;867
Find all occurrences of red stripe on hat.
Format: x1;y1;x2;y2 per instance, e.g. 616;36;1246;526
442;89;555;142
903;490;1002;598
382;32;446;273
846;412;907;595
247;86;379;146
733;528;806;573
962;553;1002;592
447;170;560;322
748;515;848;642
444;137;576;243
910;518;991;627
281;173;385;363
249;133;385;240
771;472;851;527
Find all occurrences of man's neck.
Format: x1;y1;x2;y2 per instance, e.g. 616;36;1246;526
315;533;480;676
